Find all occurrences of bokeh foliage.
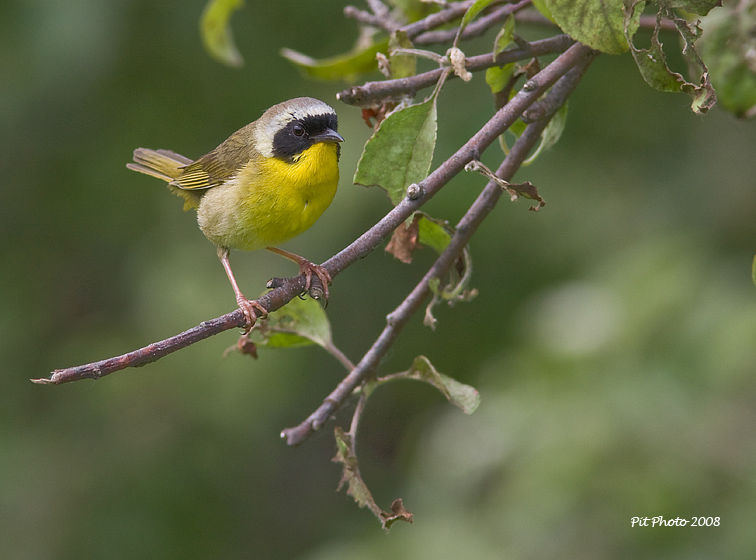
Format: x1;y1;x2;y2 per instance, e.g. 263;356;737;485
2;0;756;558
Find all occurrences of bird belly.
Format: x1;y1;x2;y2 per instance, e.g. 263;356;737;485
196;143;339;252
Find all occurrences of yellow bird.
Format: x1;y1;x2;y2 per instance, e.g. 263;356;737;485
127;97;343;329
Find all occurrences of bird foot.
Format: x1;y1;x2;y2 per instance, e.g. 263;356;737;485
237;297;268;334
299;260;332;302
265;247;332;302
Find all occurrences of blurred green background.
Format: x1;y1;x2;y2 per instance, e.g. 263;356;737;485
2;1;756;558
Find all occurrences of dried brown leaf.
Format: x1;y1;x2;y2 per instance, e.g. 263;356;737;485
385;216;421;263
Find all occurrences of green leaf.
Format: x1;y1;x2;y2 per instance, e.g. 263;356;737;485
508;116;528;138
492;14;516;55
698;3;756;118
626;17;680;91
460;0;499;29
281;37;390;81
485;16;517;94
387;0;438;22
539;101;569;153
404;356;481;414
417;214;452;255
451;0;500;57
354;96;438;205
388;30;416;79
524;101;569;165
532;0;556;22
545;0;640;54
662;0;719;16
200;0;244;67
486;63;516;94
251;295;332;349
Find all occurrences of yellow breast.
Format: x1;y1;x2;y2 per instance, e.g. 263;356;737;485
196;142;339;251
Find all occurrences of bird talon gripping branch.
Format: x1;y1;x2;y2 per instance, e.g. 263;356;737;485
237;297;268;334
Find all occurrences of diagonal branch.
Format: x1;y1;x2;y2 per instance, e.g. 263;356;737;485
34;277;310;384
282;43;597;445
36;42;593;389
337;34;574;106
400;0;477;39
34;312;245;384
413;0;532;45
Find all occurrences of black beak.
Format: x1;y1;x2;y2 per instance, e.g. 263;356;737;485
312;128;344;143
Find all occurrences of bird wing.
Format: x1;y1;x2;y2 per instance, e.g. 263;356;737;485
171;150;235;191
171;122;258;191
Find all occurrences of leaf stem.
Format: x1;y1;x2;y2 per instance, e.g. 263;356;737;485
324;341;357;372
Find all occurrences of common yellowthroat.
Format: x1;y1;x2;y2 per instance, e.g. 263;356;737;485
127;97;343;329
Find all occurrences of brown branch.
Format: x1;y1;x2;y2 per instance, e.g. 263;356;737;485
34;312;246;384
344;1;530;45
282;42;597;445
413;0;532;45
337;34;573;106
343;5;400;33
345;0;505;38
401;1;477;40
511;8;556;27
639;14;677;32
33;274;314;384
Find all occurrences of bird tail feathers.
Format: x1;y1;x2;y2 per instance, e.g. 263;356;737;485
127;148;192;182
127;148;201;210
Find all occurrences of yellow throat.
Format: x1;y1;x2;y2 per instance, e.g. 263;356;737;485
196;141;340;252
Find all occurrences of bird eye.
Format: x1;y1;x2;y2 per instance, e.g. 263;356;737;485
292;124;306;136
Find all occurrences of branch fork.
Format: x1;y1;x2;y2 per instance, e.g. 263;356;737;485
39;2;598;460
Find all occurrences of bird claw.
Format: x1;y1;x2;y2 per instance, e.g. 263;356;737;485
299;261;332;302
264;247;333;304
237;298;268;334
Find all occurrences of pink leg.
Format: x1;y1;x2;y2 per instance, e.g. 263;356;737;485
217;247;267;332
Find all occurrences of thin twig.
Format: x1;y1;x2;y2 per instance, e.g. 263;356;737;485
349;384;370;437
344;5;401;33
365;0;391;18
34;311;246;384
324;342;356;372
402;0;477;40
511;8;556;27
337;34;573;105
639;14;677;32
282;43;597;445
414;0;532;45
34;275;318;384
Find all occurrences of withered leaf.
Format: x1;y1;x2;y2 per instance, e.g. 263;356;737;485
385;216;420;264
